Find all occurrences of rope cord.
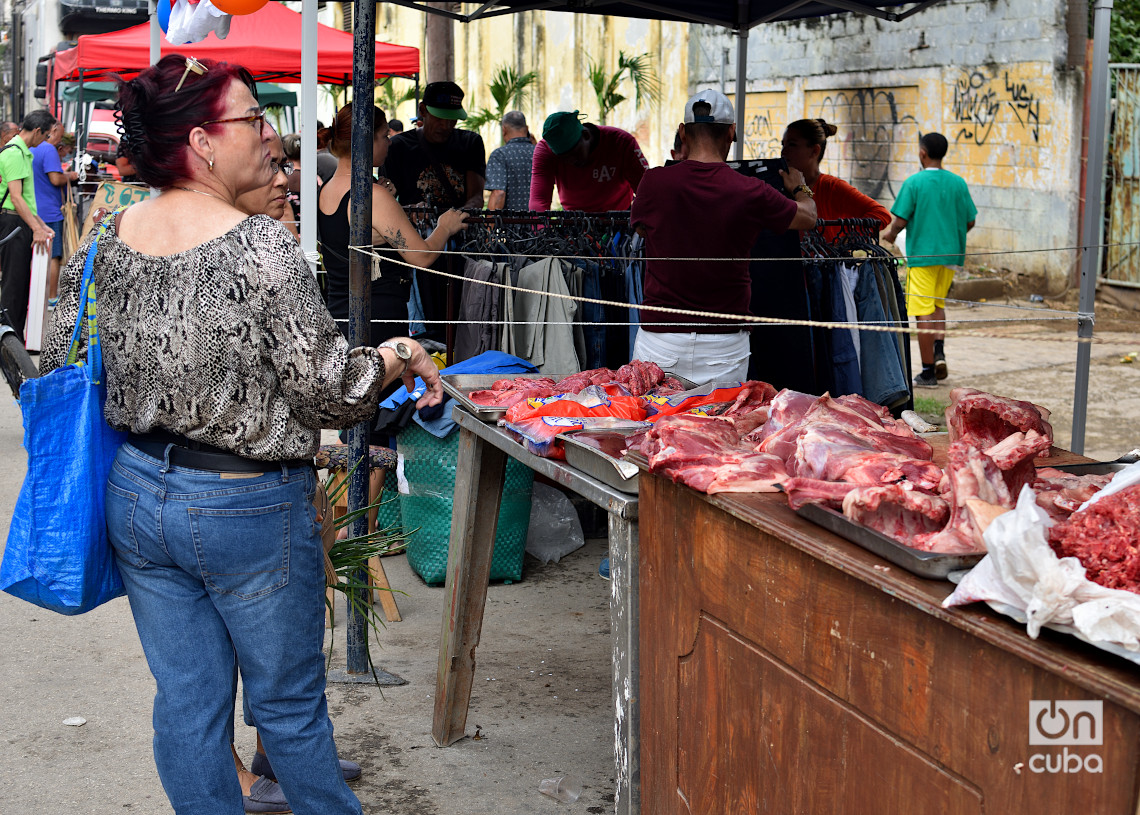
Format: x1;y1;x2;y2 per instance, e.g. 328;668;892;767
344;244;1104;341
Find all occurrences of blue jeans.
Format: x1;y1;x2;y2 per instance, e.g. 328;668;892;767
106;443;361;815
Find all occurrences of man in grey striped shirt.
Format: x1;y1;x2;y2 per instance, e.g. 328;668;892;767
486;111;535;211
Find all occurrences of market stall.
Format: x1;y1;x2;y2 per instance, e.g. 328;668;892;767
637;470;1140;813
432;335;1140;815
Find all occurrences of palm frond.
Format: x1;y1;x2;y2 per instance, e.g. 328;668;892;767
617;51;662;109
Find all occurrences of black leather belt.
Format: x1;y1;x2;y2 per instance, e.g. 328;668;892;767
127;431;312;473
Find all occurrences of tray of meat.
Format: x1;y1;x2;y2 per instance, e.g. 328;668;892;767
561;428;644;494
443;365;697;422
795;502;985;579
442;374;562;421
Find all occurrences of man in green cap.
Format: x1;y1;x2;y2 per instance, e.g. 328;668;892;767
384;80;486;210
383;80;486;341
529;110;648;211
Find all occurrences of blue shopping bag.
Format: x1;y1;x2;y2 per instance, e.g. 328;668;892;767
0;224;127;614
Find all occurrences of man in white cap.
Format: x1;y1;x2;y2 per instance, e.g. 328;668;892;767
630;89;817;386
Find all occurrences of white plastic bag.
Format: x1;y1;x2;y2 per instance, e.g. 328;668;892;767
944;464;1140;653
524;483;585;564
167;0;231;46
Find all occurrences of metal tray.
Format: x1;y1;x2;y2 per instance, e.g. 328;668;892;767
1049;450;1139;477
561;429;644;494
794;502;985;580
442;372;700;422
441;374;560;422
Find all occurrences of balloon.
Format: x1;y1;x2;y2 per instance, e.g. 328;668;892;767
157;0;171;32
211;0;268;14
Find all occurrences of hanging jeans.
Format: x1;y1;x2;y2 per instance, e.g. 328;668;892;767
853;261;910;406
633;329;750;387
827;266;862;397
105;443;361;815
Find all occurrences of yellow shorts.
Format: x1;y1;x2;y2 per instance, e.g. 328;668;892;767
904;265;955;316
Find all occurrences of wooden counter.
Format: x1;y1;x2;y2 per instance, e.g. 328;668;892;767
638;470;1140;814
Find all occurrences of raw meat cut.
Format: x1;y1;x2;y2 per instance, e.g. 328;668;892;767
750;389;817;446
913;441;1012;554
790;424;935;480
705;452;789;494
1032;468;1113;521
757;394;931;465
780;478;859;510
984;429;1053;498
1047;484;1140;594
468;381;557;407
639;413;787;494
841;483;950;545
945;387;1054;457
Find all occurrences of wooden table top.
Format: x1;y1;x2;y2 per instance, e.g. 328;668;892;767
639;437;1140;709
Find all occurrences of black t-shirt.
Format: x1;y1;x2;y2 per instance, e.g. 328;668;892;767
383;128;486;207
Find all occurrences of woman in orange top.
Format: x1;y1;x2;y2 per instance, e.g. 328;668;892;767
781;118;890;234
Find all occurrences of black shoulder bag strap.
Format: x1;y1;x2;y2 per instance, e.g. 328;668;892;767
418;127;464;208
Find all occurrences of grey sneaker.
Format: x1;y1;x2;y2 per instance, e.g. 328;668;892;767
914;370;939;389
934;354;948;381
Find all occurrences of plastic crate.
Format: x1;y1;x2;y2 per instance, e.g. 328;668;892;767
398;423;533;585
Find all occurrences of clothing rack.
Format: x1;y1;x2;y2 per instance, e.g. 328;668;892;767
799;217;914;414
401;206;638;367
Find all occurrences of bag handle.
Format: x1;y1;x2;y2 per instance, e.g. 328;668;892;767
65;213;118;382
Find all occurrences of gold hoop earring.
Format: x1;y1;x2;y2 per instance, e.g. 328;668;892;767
208;156;215;172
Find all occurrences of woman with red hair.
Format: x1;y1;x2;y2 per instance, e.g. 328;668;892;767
41;55;441;815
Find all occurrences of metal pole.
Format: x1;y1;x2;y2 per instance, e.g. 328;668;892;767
149;0;161;65
345;0;377;677
733;0;748;161
76;68;85;161
300;0;318;273
1071;0;1113;455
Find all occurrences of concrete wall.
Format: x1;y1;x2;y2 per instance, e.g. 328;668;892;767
361;7;689;176
691;0;1086;282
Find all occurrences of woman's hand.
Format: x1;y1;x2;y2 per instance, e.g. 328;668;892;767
437;208;469;238
379;338;445;409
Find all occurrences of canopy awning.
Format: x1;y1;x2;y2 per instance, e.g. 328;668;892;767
380;0;942;28
59;79;298;106
52;0;420;84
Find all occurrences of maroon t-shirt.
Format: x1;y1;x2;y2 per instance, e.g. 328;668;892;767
631;161;798;333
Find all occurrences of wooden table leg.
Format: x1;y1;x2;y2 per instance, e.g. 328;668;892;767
609;514;640;815
432;426;507;747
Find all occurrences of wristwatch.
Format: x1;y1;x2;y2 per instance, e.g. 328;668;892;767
379;340;412;377
793;183;814;199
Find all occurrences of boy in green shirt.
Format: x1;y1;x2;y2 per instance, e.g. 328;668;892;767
882;132;977;388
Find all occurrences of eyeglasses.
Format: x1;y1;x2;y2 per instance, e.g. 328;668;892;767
270;159;294;177
201;107;268;133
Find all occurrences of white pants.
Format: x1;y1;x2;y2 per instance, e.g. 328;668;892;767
632;329;750;387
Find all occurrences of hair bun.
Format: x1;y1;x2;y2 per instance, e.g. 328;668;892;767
817;118;838;138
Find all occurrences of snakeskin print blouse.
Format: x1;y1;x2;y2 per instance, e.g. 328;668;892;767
40;214;387;461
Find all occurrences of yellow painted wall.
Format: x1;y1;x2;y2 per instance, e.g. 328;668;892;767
743;61;1076;277
357;7;689;171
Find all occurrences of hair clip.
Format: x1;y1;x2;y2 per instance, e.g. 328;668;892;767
175;57;208;92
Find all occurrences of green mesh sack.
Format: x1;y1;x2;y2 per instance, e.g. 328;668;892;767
374;468;402;536
398;423;533;585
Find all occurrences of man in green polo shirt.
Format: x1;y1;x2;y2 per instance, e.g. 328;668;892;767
0;109;57;340
882;132;977;389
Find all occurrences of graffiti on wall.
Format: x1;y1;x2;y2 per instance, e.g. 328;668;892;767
805;86;921;200
742;91;787;159
950;67;1042;147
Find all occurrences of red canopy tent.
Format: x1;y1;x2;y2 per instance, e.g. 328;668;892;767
52;0;420;85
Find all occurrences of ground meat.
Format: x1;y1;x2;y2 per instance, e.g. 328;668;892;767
1048;484;1140;593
